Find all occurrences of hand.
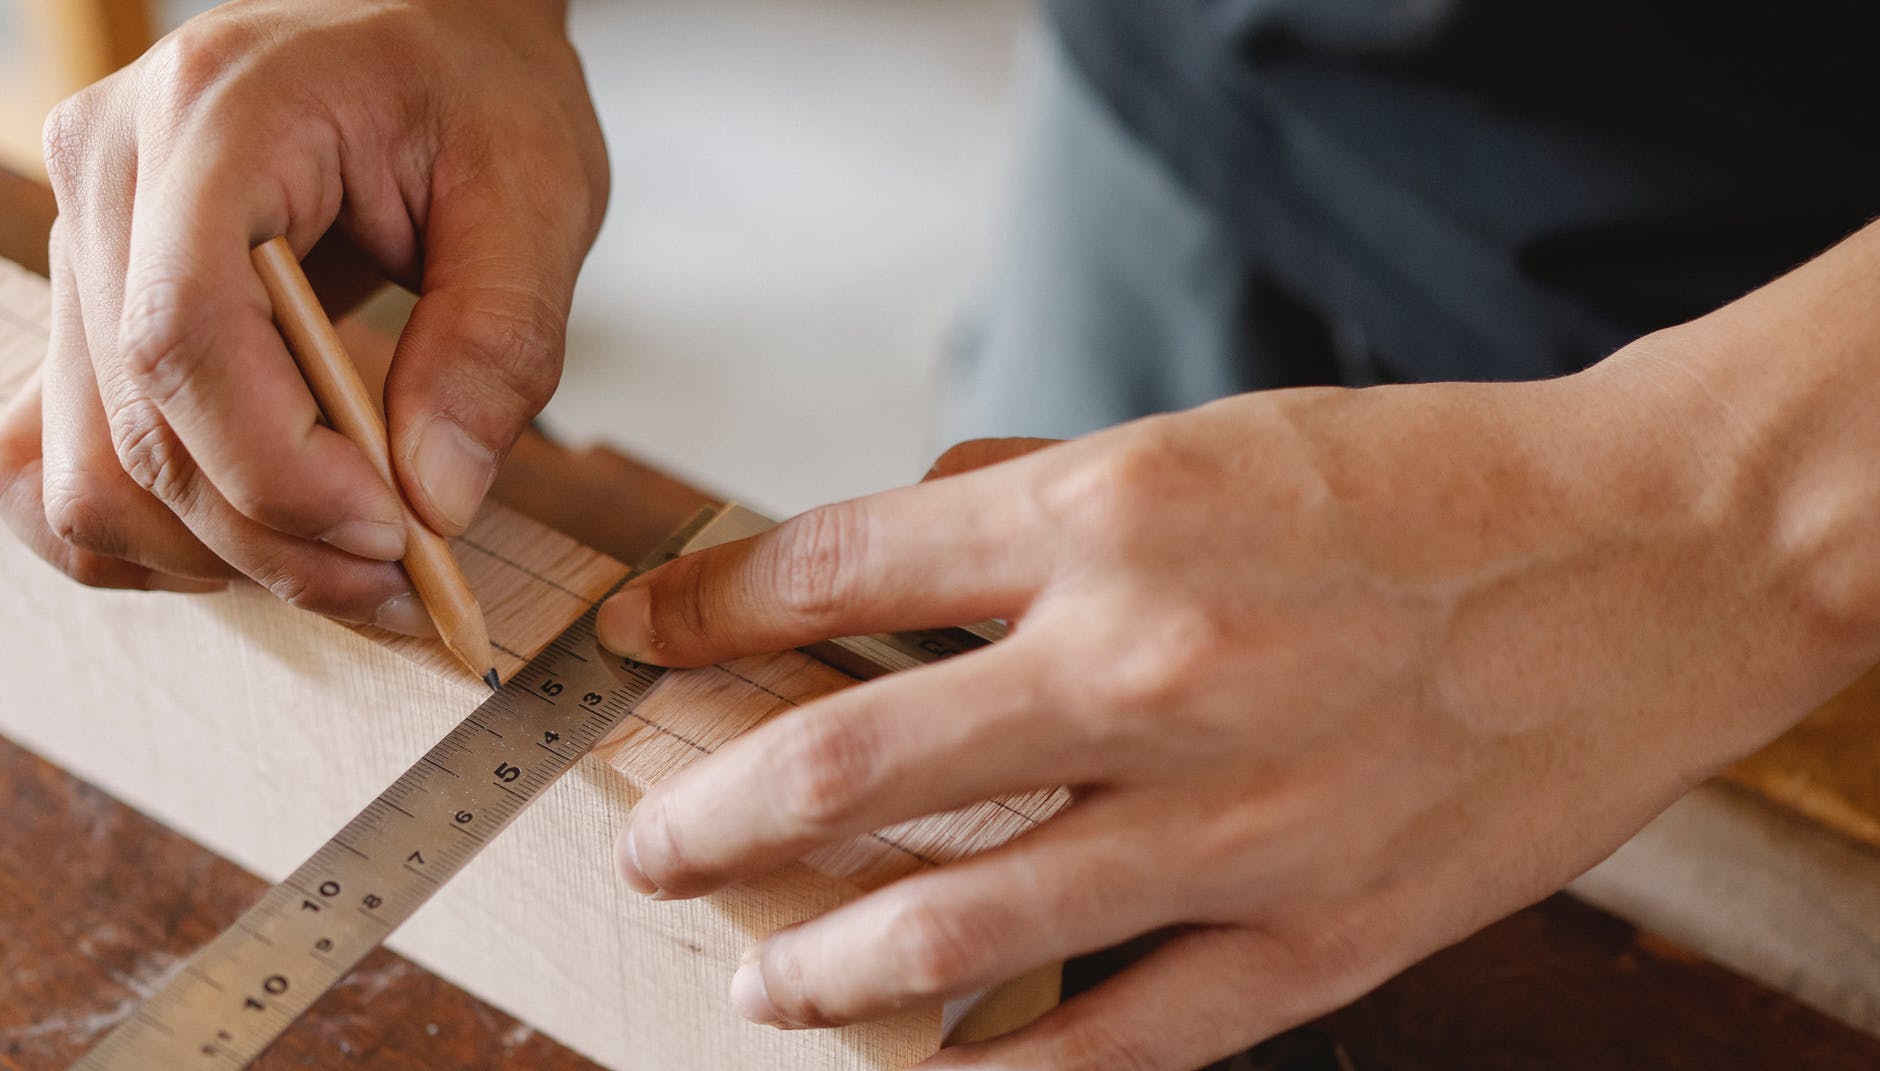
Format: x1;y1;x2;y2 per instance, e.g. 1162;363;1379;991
593;356;1873;1067
0;0;606;629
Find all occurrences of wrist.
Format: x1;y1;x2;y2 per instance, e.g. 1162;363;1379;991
1590;224;1880;715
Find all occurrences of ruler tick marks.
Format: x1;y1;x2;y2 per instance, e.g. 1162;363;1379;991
66;506;1012;1071
232;920;275;946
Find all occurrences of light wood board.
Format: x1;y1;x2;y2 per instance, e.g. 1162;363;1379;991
0;256;1057;1068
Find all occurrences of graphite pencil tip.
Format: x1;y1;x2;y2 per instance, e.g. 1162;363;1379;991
484;668;501;694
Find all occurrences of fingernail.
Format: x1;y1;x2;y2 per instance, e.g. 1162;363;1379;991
730;959;787;1028
597;584;656;660
374;592;438;637
412;416;495;534
321;519;407;562
618;827;660;896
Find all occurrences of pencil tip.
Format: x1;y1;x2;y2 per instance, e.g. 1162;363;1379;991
484;668;501;693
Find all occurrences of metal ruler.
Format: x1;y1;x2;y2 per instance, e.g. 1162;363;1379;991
69;505;1003;1070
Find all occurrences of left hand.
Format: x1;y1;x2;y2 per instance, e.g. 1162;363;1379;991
594;352;1865;1068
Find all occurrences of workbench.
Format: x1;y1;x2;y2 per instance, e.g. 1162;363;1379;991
1;166;1876;1070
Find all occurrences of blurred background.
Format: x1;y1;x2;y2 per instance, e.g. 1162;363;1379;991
0;0;1032;516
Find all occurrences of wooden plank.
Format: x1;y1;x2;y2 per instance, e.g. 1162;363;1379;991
1569;780;1880;1036
0;735;606;1071
0;256;1053;1068
14;730;1880;1071
1726;666;1880;849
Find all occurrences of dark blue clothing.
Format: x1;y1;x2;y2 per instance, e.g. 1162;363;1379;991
1046;1;1877;383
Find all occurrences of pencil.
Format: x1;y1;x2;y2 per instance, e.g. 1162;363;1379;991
251;236;499;691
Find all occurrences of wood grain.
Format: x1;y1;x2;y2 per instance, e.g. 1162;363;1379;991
0;254;1045;1068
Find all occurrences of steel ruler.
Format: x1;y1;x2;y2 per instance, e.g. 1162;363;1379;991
68;505;1000;1070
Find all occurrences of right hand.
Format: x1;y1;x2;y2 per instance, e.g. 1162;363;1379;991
0;0;608;632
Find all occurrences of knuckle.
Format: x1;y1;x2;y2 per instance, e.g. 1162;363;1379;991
218;472;314;536
230;544;314;609
772;714;880;837
762;948;838;1029
1038;427;1178;538
255;562;312;608
109;402;195;507
1053;1018;1159;1071
116;283;199;404
1097;648;1187;713
1093;620;1216;713
40;95;96;195
647;553;712;650
629;800;700;892
1284;902;1395;989
455;293;565;415
771;504;867;622
883;897;988;1002
41;474;126;558
146;16;261;108
62;551;131;591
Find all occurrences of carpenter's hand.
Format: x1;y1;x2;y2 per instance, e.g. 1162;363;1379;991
0;0;606;629
594;353;1870;1068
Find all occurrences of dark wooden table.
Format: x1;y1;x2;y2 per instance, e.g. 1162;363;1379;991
3;167;1878;1070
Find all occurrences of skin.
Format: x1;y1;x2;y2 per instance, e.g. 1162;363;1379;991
593;227;1880;1066
0;0;604;631
9;3;1880;1068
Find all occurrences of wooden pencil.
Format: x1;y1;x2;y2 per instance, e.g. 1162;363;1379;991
251;236;498;689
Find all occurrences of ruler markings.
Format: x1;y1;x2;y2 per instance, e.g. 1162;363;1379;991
69;507;1017;1070
68;569;664;1071
453;536;593;600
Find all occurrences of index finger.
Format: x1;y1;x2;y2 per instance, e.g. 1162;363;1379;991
98;130;408;560
598;470;1049;668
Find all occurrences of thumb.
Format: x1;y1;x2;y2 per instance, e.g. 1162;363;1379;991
385;189;583;535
